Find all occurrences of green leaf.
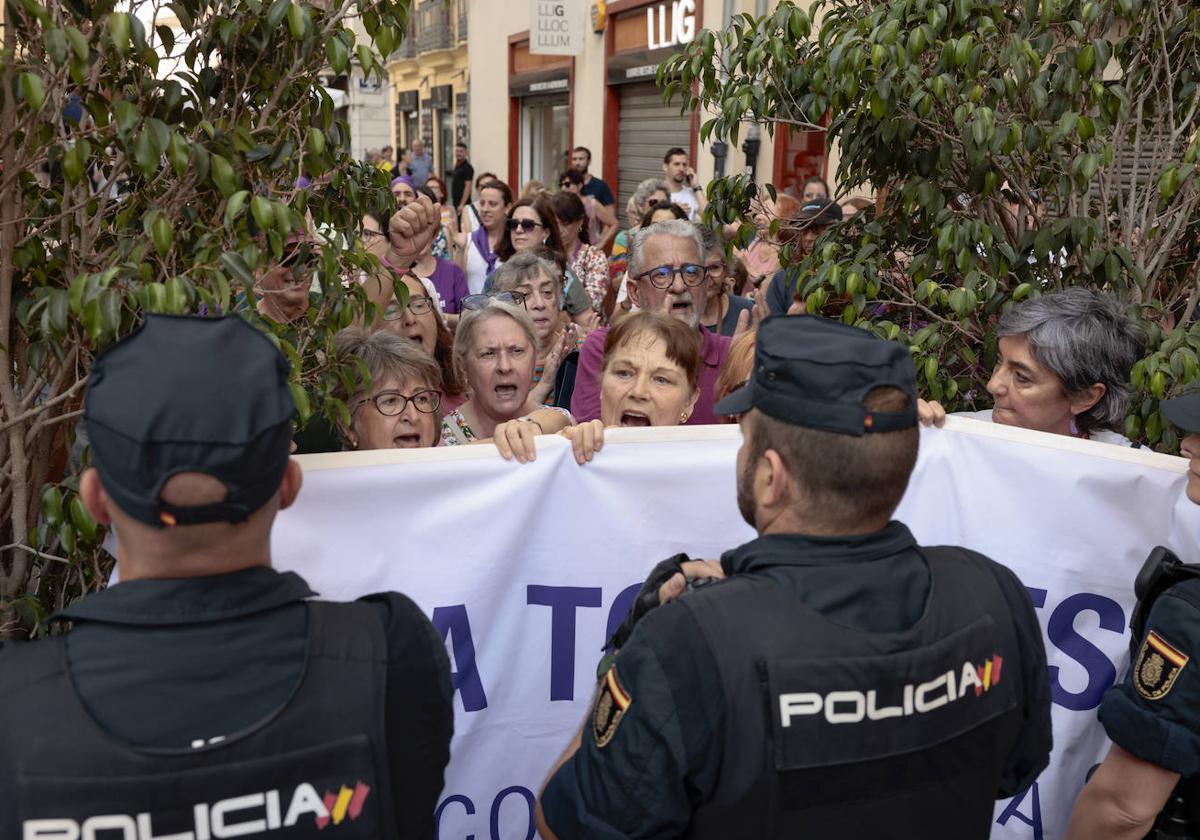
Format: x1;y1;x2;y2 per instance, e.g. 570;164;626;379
44;28;68;65
251;196;274;231
289;380;312;421
64;26;89;60
266;0;291;31
224;190;250;228
108;12;131;56
69;496;98;544
220;251;255;287
40;486;64;527
210;153;238;197
287;3;310;39
19;73;46;113
326;34;349;73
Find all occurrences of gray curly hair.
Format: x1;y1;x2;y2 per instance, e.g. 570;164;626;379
997;288;1145;434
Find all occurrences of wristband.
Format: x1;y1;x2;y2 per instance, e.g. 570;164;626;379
518;416;545;434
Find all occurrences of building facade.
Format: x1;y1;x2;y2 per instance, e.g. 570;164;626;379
387;0;470;181
468;0;835;215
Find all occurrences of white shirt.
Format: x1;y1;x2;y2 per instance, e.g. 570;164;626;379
670;187;701;220
957;409;1141;448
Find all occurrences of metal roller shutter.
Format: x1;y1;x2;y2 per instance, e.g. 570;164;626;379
617;81;691;210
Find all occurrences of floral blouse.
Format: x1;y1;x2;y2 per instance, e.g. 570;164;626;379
570;243;610;311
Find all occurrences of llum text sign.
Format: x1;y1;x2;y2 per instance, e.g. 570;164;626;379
646;0;696;50
531;0;585;56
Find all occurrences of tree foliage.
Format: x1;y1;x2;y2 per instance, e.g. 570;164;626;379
665;0;1200;445
0;0;411;636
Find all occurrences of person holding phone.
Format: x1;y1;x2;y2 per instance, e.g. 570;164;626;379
663;147;707;221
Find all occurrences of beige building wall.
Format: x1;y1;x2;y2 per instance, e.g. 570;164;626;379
466;0;853;206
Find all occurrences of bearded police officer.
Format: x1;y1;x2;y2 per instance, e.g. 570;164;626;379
536;315;1053;839
0;313;453;838
1067;391;1200;840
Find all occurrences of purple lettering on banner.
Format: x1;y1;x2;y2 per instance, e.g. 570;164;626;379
996;781;1044;840
1025;587;1048;609
489;786;536;840
527;585;603;700
435;794;476;840
1046;592;1124;711
432;605;489;712
604;583;642;648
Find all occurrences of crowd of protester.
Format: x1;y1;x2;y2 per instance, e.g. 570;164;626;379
269;142;1154;468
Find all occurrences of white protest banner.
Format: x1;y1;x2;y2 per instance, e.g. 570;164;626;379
530;0;586;56
272;419;1200;840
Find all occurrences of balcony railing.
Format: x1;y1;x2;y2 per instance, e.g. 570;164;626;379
394;20;417;59
417;3;452;54
456;0;467;43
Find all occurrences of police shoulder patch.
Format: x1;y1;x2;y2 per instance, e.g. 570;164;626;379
1133;630;1190;701
592;665;632;748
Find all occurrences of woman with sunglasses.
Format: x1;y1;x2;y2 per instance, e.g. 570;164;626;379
456;179;513;295
443;297;574;448
497;196;598;328
334;327;445;450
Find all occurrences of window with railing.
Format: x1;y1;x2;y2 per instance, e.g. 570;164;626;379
455;0;467;43
417;1;452;54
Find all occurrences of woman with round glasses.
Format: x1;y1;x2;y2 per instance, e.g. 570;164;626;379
443;298;574;448
334;327;444;450
381;270;468;413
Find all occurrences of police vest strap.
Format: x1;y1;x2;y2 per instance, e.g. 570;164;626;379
1130;546;1200;656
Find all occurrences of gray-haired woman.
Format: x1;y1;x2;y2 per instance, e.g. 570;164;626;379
334;327;444;450
920;288;1146;445
444;297;576;461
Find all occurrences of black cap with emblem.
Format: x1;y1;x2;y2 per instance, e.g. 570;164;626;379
713;314;917;435
84;313;295;528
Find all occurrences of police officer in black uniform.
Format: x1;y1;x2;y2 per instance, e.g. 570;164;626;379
1067;391;1200;840
536;315;1053;839
0;312;453;838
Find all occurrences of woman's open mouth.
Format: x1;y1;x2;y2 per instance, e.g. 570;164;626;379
494;384;520;400
393;432;424;448
619;410;652;427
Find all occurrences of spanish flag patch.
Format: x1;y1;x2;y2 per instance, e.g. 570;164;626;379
592;665;632;748
1133;630;1189;701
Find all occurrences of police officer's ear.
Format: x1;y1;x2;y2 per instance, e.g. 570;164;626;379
79;467;114;526
278;459;304;511
757;448;796;509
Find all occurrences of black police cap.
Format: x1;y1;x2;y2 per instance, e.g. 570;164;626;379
713;314;917;435
84;314;295;528
1162;388;1200;435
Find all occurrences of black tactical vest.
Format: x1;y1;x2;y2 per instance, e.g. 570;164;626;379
0;600;397;839
680;547;1024;840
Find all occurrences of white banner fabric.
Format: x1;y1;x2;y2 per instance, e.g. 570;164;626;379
271;418;1200;840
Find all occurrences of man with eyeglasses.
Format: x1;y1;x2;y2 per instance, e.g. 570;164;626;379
568;219;734;425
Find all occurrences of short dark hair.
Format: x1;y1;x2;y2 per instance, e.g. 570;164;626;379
479;179;513;206
603;311;702;393
664;147;688;164
456;142;468;150
639;202;688;228
743;387;918;529
572;146;592;162
559;169;584;187
550;191;589;244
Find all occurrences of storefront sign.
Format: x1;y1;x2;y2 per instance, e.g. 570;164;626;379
646;0;695;50
531;0;586;56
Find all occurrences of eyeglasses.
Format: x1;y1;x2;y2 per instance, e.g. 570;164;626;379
362;229;386;241
635;263;708;290
705;262;727;278
383;295;435;319
359;389;441;416
461;290;527;310
506;219;545;233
